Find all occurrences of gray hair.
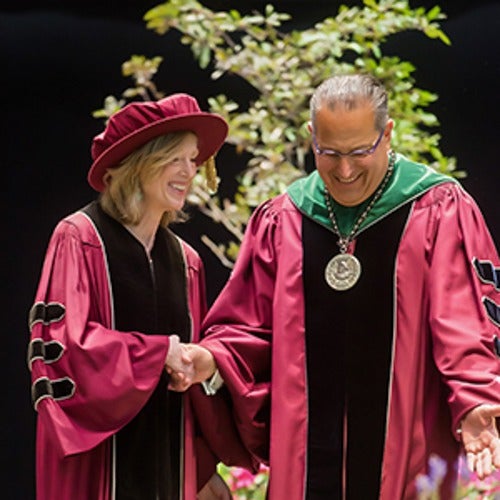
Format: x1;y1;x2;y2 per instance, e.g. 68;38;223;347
310;74;388;131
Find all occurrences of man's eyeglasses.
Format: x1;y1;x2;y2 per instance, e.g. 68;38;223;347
312;128;385;160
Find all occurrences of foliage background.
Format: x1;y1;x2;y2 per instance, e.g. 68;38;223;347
95;0;459;267
2;1;499;498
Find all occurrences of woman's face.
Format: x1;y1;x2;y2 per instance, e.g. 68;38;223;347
142;133;199;216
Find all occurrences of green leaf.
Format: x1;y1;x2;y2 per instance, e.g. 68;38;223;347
199;45;212;69
426;5;442;21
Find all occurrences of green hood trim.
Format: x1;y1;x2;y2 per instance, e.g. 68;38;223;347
286;153;456;236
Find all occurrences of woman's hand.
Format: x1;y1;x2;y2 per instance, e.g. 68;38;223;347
165;335;194;391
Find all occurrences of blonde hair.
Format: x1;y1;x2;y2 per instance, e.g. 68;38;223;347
100;131;194;227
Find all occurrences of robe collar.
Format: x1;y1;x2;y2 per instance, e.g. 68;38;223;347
287;153;455;236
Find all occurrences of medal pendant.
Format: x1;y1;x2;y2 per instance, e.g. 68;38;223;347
325;253;361;291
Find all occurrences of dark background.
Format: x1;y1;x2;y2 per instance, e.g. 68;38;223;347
2;1;499;498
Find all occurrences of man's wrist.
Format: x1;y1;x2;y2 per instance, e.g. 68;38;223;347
201;369;224;396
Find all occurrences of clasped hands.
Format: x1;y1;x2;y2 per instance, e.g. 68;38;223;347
165;335;216;392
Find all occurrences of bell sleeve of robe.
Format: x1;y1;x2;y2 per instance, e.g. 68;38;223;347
200;200;279;464
181;241;259;483
28;216;171;459
423;184;500;439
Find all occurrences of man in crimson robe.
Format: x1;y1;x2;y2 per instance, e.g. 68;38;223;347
172;74;500;499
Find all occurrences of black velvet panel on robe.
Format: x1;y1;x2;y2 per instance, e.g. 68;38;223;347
84;202;190;500
303;203;411;500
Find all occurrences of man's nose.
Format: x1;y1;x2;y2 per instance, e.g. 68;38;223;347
335;156;355;179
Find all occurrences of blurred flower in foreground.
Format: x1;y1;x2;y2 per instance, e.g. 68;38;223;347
219;453;500;499
218;463;269;499
455;453;500;499
416;454;447;500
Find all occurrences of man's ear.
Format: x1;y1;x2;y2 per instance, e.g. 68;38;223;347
307;121;313;133
385;119;394;137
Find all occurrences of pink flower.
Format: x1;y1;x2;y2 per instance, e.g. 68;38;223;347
230;467;257;490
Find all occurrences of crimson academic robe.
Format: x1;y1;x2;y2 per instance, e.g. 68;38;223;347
201;154;500;499
28;204;251;500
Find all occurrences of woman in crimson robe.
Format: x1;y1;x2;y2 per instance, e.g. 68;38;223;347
27;93;250;500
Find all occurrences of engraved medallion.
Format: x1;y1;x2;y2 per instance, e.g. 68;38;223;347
323;151;396;292
325;253;361;290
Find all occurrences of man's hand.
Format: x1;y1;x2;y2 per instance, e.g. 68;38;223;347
197;472;231;500
167;343;217;392
461;404;500;478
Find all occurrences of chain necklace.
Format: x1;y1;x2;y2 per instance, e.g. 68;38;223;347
323;150;396;290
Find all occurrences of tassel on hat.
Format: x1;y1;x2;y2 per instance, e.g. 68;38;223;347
204;155;218;192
